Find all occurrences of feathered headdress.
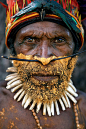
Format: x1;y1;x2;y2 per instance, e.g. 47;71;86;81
0;0;85;49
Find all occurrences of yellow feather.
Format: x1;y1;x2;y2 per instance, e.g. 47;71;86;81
14;3;15;14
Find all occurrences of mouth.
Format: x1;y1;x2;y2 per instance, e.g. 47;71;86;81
32;75;59;82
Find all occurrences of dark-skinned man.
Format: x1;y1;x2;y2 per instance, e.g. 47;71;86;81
0;0;86;129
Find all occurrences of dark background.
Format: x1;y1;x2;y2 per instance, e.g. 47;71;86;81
0;0;86;92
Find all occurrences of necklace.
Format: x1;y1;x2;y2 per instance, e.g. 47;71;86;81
73;103;85;129
74;103;80;129
6;66;78;117
5;66;82;128
31;108;42;129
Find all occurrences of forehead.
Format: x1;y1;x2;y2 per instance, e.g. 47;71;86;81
16;21;72;38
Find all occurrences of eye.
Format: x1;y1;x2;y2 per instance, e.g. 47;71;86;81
24;37;35;43
18;37;36;46
54;37;65;43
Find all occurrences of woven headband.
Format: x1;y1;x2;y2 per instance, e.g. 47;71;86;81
0;0;84;49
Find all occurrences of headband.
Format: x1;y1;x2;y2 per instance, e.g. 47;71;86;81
0;0;85;49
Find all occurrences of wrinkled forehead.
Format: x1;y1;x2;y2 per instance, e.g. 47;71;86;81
15;21;73;40
18;21;70;32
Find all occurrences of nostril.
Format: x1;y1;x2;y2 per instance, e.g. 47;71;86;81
49;53;55;57
34;56;57;65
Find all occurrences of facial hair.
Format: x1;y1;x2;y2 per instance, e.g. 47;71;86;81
12;53;77;104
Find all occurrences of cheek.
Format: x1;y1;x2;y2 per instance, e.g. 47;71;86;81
14;43;29;55
14;43;38;55
52;42;75;56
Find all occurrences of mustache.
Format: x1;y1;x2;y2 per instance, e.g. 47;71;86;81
12;53;77;81
1;50;86;62
19;61;65;77
30;73;61;76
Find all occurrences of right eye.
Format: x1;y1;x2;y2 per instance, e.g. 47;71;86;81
18;37;39;50
24;37;35;43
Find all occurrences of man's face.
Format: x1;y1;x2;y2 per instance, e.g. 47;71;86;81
14;21;75;82
11;21;77;105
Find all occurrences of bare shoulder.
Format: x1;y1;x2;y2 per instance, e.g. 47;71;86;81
0;81;7;88
0;81;13;108
0;81;7;97
77;90;86;120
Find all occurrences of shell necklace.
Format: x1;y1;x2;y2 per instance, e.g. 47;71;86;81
5;66;81;128
5;66;78;116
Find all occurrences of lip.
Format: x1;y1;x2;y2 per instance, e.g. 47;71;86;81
33;75;58;82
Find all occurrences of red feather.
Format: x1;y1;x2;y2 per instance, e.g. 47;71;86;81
17;0;23;9
0;1;8;10
27;0;31;4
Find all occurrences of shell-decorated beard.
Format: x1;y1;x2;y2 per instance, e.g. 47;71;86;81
6;53;78;116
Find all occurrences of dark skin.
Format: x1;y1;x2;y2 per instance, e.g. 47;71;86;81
0;21;86;129
14;21;74;82
14;21;74;57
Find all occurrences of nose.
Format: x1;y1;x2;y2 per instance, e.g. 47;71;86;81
36;38;53;58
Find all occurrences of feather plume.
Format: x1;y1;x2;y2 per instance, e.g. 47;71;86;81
17;0;23;9
12;0;80;33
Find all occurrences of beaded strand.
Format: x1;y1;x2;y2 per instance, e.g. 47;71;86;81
32;109;42;129
73;103;80;129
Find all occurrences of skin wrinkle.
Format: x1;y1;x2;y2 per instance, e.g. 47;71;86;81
14;21;75;58
16;27;73;41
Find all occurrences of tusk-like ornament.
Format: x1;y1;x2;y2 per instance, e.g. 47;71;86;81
22;94;28;106
47;104;51;116
11;84;23;92
65;91;77;104
68;82;77;92
6;73;18;78
7;77;20;85
29;100;36;110
59;99;65;111
61;95;69;108
6;80;22;89
17;90;25;102
36;102;42;113
51;101;54;116
5;73;18;81
24;97;32;109
67;86;78;97
64;93;71;108
55;101;60;115
6;67;17;72
43;103;47;115
14;89;23;100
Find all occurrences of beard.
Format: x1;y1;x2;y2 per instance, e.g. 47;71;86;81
12;53;77;104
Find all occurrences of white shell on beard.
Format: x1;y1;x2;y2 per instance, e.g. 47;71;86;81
6;67;78;116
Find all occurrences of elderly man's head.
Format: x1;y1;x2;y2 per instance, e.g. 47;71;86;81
4;0;84;116
5;0;84;56
11;20;77;108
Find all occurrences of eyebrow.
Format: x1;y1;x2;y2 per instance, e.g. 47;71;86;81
18;28;72;40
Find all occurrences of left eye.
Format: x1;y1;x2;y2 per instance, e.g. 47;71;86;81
54;37;65;43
